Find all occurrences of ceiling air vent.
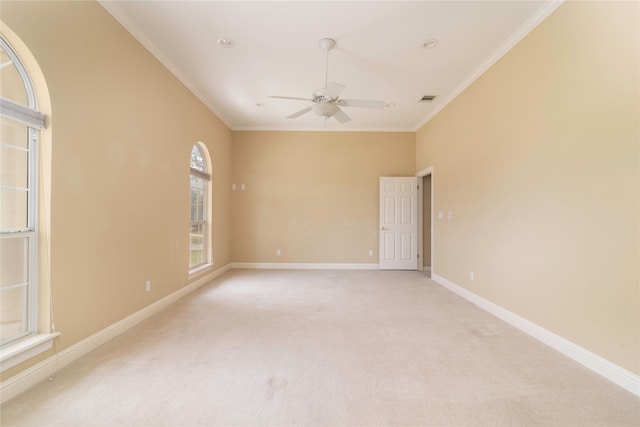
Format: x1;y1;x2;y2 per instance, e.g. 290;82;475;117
419;95;436;102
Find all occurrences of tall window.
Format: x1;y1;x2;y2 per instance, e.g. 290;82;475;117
0;36;46;346
189;143;211;270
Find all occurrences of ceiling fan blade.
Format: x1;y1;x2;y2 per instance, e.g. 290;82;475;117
333;108;351;124
286;106;313;119
337;99;385;109
269;96;313;102
324;82;346;99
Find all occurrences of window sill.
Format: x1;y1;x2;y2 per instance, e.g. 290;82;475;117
0;332;60;372
189;262;214;279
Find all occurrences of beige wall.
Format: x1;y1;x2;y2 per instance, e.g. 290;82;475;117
232;131;415;264
1;1;231;379
416;1;639;374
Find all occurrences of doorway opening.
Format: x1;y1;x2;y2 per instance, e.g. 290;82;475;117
416;167;433;277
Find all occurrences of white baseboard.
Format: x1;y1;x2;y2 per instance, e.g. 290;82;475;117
432;273;640;397
230;262;379;270
0;264;230;404
5;265;636;403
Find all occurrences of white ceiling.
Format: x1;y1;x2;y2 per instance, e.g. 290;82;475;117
99;1;560;132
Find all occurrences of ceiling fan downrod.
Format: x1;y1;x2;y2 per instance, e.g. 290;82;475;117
319;38;336;88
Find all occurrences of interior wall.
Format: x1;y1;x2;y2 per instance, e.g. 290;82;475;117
231;131;415;264
416;1;639;374
1;1;232;380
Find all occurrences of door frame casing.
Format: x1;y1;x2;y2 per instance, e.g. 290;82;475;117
416;166;433;274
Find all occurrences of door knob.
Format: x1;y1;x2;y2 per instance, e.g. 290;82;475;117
380;226;389;231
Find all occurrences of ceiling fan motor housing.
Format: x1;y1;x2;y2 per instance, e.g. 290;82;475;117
313;88;335;102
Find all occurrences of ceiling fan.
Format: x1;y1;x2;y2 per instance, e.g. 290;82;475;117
269;38;385;123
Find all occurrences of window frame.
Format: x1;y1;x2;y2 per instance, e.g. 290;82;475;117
189;143;212;273
0;36;44;347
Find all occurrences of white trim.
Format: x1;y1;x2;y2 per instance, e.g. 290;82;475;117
98;1;563;134
0;35;43;349
4;263;637;403
416;167;434;275
413;0;564;131
431;273;640;397
230;262;378;270
0;333;60;372
99;2;563;134
188;262;214;279
0;98;46;129
0;264;230;404
231;126;416;133
97;1;233;130
0;36;40;114
417;176;423;272
415;167;433;178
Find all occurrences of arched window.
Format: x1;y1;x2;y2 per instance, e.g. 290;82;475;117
189;143;211;271
0;36;46;346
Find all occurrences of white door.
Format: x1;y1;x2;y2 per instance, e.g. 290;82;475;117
379;177;418;270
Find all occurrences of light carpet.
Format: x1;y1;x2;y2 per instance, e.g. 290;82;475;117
1;269;639;426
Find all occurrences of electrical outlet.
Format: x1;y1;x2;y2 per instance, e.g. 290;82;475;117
146;280;151;292
368;249;373;257
469;272;474;281
276;249;281;256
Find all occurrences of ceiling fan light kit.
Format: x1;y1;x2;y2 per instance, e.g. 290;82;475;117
269;38;385;124
312;102;339;118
